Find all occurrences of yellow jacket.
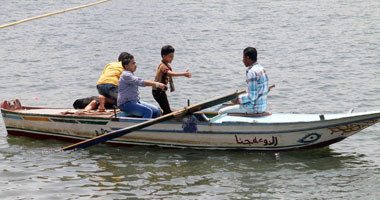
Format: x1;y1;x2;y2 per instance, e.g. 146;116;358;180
96;62;124;86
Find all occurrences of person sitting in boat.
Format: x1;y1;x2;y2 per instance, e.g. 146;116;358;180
96;52;130;111
152;45;192;115
118;52;167;118
219;47;269;114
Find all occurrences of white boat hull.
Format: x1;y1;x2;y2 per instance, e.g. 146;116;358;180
2;107;380;150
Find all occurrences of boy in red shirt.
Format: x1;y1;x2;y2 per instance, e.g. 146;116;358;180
152;45;192;115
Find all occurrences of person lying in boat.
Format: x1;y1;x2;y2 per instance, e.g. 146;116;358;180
218;47;269;115
73;96;114;112
152;45;192;115
117;52;167;118
96;52;130;111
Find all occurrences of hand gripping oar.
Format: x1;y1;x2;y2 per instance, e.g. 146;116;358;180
60;90;245;151
220;84;275;107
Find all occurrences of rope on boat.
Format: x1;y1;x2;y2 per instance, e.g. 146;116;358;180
0;0;111;29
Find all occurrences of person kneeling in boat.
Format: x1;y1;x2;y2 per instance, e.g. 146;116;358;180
219;47;269;115
96;52;130;111
118;52;167;118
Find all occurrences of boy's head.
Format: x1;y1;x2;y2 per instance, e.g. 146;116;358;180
118;52;129;62
161;45;175;63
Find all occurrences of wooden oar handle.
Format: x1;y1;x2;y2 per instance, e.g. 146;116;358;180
221;85;275;106
269;84;275;91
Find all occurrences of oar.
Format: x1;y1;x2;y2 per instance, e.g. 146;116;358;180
268;84;275;92
60;90;245;151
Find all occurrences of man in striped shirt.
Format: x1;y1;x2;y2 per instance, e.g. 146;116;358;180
219;47;269;114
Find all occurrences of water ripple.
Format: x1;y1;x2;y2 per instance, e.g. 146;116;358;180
1;0;380;199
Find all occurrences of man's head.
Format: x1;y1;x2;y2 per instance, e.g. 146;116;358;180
161;45;175;63
243;47;257;67
121;52;136;72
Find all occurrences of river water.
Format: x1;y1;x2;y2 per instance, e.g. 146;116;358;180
1;0;380;199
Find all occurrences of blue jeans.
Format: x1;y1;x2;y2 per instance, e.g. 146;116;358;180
97;84;118;101
119;101;161;118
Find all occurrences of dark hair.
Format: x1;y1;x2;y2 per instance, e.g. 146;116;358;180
118;52;129;62
73;96;98;109
243;47;257;62
121;52;134;68
161;45;175;57
73;96;114;109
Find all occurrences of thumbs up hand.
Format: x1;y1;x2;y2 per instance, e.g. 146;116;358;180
184;68;192;78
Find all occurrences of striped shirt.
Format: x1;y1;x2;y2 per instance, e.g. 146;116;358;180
238;62;268;113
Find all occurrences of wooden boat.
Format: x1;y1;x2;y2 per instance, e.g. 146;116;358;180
2;101;380;151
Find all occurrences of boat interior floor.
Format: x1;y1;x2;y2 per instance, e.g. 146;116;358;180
2;106;117;117
2;106;216;121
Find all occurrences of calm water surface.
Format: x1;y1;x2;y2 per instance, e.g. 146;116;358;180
1;0;380;199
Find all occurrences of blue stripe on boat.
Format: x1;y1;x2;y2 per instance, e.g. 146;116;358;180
2;113;23;120
110;115;379;135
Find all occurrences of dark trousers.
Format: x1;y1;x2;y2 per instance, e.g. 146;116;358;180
152;89;172;115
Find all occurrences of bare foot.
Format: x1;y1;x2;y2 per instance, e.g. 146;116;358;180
1;100;11;109
6;100;17;110
14;99;22;109
97;108;106;112
98;95;106;111
74;110;85;115
84;100;98;111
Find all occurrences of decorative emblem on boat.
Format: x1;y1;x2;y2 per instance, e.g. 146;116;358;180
298;133;321;144
95;128;111;136
328;119;380;136
182;115;197;133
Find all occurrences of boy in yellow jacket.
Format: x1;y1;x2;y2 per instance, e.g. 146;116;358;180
96;52;129;111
